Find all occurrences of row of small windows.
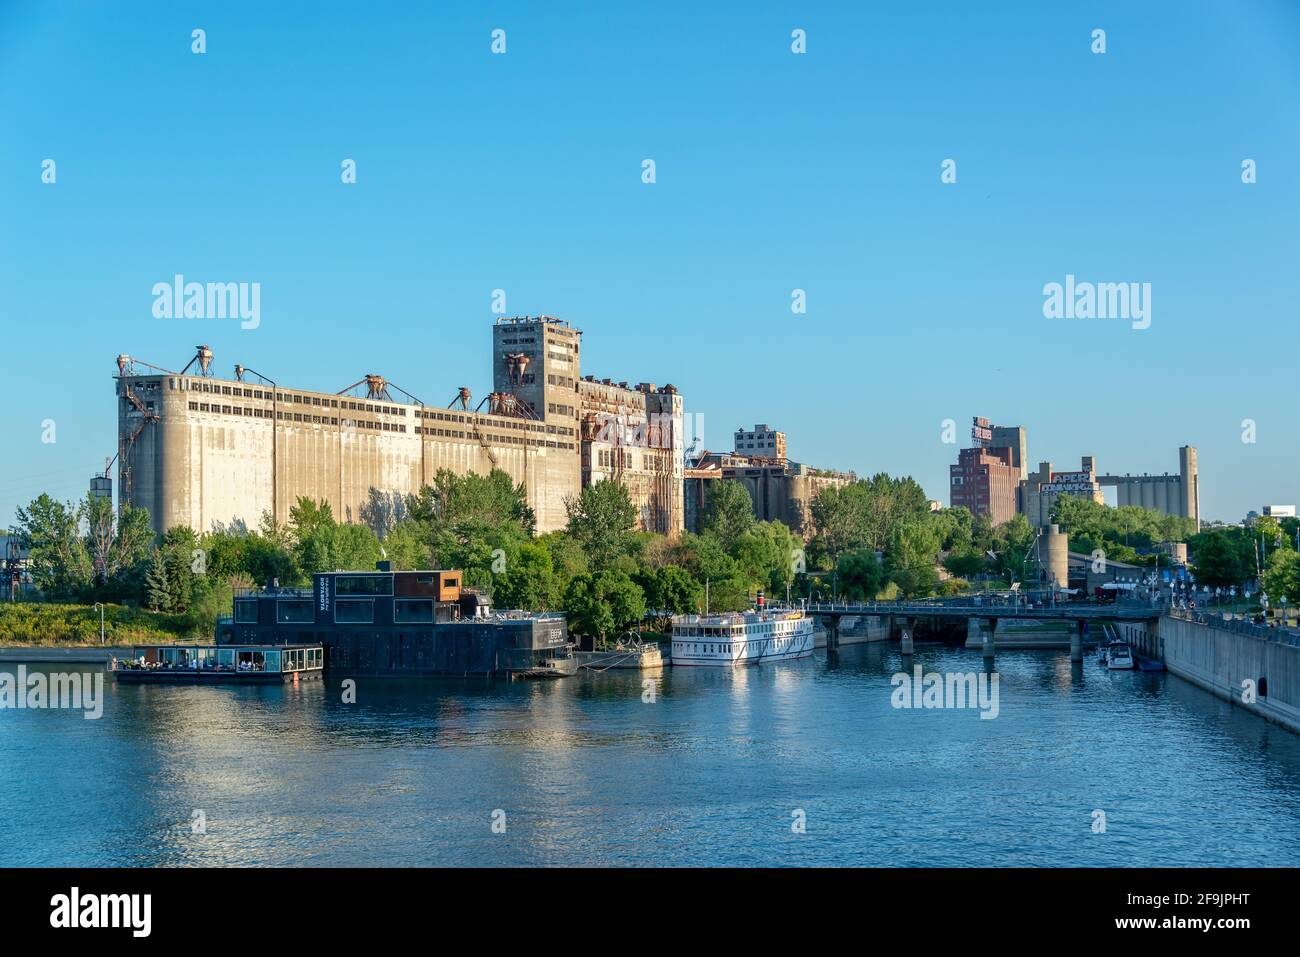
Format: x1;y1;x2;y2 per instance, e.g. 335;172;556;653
675;623;793;638
186;402;408;430
169;378;580;436
171;378;408;415
183;403;578;449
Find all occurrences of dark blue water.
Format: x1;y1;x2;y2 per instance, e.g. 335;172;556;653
3;643;1299;866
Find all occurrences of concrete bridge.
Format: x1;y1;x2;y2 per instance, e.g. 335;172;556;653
802;600;1161;662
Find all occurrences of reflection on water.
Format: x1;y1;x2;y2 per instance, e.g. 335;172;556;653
2;648;1299;867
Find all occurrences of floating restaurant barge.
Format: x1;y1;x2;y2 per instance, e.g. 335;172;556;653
219;563;576;678
111;562;576;684
112;644;324;684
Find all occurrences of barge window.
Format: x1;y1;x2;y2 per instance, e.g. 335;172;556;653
234;599;258;624
277;600;314;624
264;649;282;673
336;574;393;596
335;599;374;624
395;599;434;623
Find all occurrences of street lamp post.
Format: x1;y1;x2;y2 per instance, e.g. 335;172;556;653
93;602;105;645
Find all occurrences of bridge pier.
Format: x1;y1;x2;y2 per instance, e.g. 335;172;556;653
982;618;998;660
1070;620;1085;663
899;616;916;655
824;617;839;652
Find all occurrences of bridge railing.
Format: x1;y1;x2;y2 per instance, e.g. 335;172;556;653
1168;607;1300;647
802;600;1159;619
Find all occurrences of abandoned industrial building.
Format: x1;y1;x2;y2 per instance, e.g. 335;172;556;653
113;317;687;536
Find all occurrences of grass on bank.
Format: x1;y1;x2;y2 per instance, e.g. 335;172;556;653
0;602;205;646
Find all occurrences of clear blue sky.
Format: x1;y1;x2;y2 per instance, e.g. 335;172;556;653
2;1;1298;527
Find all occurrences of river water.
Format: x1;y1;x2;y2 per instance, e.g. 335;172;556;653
2;642;1298;866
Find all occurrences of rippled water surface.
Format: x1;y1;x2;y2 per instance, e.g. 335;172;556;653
3;643;1299;866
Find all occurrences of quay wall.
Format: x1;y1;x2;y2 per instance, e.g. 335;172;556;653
1159;614;1300;735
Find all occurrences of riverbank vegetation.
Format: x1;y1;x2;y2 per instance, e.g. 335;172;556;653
0;602;197;646
7;469;1225;642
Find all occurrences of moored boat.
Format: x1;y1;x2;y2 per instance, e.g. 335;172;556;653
670;607;815;667
1107;642;1135;670
112;643;324;684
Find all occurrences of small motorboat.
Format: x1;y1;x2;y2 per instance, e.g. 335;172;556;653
1107;643;1135;671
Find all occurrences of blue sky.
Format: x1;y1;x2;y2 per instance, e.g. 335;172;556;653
2;1;1298;527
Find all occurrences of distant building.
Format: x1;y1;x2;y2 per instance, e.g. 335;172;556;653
1021;457;1105;527
578;377;684;533
114;317;680;537
950;446;1019;526
88;475;112;503
1094;446;1200;529
733;424;786;461
1;533;32;600
683;450;854;538
962;416;1029;516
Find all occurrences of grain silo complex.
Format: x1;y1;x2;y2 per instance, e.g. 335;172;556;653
114;317;685;536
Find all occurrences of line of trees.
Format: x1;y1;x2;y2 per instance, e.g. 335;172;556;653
13;467;1225;641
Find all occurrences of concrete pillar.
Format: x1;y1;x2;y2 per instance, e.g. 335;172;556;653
900;617;915;655
982;618;997;659
1070;619;1085;663
825;618;838;651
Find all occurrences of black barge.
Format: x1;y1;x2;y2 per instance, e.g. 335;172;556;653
217;563;577;678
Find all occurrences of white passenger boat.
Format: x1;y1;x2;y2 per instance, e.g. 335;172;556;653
1107;642;1135;670
670;608;815;667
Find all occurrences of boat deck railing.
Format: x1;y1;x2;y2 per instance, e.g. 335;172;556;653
234;586;314;598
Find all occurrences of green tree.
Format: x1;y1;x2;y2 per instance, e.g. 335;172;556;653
810;473;930;563
929;506;974;552
1190;529;1253;590
408;468;536;536
84;497;153;589
145;547;172;611
943;547;987;579
564;571;646;644
16;494;92;597
991;514;1038;583
288;497;382;575
161;526;200;614
732;521;800;596
636;565;702;618
702;480;756;552
1262;548;1300;607
837;549;884;601
493;540;557;610
885;521;941;598
565;480;637;567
